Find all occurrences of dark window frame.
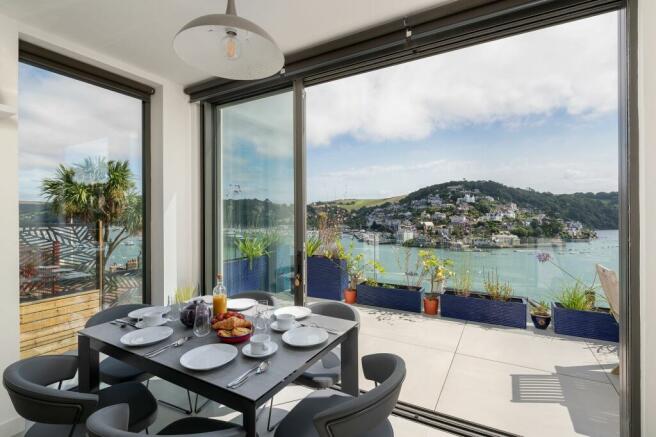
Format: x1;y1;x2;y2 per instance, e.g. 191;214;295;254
196;0;639;435
18;43;154;305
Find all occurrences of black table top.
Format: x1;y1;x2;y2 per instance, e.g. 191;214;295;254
79;311;358;406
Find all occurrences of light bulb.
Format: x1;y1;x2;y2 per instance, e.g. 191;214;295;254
221;30;241;61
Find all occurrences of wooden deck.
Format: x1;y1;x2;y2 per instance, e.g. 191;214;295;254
19;289;100;358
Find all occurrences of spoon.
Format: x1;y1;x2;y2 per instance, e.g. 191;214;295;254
228;360;270;388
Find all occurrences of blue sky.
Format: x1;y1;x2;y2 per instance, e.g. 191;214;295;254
18;63;143;202
306;11;619;202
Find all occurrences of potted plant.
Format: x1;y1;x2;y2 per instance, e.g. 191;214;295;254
418;250;454;315
306;215;348;300
337;242;370;304
354;248;422;312
536;252;618;342
224;233;270;294
530;300;551;329
441;269;528;329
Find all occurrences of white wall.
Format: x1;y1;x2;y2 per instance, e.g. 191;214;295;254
0;13;23;437
0;12;200;434
639;1;656;435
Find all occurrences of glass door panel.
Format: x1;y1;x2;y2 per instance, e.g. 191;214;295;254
218;91;295;301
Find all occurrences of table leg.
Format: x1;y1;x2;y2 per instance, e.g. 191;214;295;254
341;326;359;397
78;334;100;393
243;406;257;437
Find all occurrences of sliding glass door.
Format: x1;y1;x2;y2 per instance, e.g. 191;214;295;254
217;91;295;300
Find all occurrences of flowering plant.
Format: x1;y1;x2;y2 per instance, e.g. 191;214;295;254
536;251;600;309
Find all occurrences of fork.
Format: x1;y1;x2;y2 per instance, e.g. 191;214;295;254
300;322;340;335
144;336;192;358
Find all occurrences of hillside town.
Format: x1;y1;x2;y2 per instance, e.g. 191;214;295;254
311;183;597;249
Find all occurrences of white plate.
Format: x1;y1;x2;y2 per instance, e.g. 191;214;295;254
228;298;258;311
282;327;329;348
127;306;171;319
120;326;173;347
135;318;168;329
270;320;301;332
274;306;312;320
242;341;278;358
180;344;238;371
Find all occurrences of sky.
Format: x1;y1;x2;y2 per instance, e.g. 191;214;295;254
18;64;143;202
305;11;620;202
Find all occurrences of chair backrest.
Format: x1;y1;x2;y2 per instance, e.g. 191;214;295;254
230;291;274;306
313;353;405;437
309;301;360;327
3;355;98;424
596;264;620;321
87;404;245;437
86;304;151;328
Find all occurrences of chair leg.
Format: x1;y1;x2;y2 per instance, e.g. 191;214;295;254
67;424;76;437
158;389;193;415
194;392;212;414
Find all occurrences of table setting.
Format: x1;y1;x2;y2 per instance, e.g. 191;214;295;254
77;295;359;437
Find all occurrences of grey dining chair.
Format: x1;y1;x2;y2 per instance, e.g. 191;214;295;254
274;353;406;437
3;355;157;437
230;290;275;305
265;301;359;431
87;304;196;415
87;403;245;437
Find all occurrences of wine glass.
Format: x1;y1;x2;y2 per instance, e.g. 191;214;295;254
193;299;211;337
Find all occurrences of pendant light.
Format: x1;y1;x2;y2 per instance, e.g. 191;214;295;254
174;0;284;80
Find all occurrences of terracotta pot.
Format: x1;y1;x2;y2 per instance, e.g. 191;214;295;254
344;288;357;304
423;297;439;315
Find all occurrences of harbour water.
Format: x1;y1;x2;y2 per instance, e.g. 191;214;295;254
341;229;619;304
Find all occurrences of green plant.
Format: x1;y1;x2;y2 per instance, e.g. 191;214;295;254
337;241;384;289
556;283;595;311
235;234;268;269
419;250;454;295
484;270;513;301
174;284;197;303
306;235;322;257
41;157;142;281
531;300;551;316
453;262;473;297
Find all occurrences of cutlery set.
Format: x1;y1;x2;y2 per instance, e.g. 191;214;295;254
227;360;270;388
144;336;192;358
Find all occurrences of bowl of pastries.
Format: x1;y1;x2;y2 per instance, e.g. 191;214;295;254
212;311;253;343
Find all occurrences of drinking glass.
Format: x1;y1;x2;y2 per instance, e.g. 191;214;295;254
166;295;180;322
193;299;211;337
252;300;271;337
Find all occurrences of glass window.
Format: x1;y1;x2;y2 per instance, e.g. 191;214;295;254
18;63;144;356
218;91;294;299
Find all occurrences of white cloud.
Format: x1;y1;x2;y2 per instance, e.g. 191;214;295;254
306;12;618;147
18;66;142;200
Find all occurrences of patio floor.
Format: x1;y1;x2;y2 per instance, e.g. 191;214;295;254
353;303;619;437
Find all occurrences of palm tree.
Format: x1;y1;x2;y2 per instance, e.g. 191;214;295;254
41;157;142;289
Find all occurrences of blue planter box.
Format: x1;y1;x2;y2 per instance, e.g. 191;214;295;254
552;303;619;342
307;256;347;301
223;255;269;296
356;283;423;313
440;290;527;329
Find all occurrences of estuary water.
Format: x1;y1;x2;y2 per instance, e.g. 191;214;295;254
342;229;619;304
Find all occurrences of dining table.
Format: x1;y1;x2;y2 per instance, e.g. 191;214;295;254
77;304;359;437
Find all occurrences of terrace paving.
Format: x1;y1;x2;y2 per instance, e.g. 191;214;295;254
354;303;619;437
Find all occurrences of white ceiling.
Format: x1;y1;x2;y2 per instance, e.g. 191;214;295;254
0;0;451;86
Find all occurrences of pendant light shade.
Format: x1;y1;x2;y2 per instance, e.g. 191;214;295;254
174;0;284;80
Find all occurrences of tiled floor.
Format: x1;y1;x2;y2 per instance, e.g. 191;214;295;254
14;302;619;437
354;304;620;437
